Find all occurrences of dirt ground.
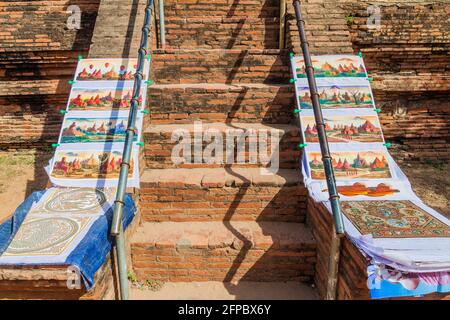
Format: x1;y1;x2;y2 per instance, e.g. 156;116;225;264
400;162;450;219
0;150;448;221
0;151;51;223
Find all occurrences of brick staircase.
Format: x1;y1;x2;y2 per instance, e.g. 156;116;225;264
129;0;317;289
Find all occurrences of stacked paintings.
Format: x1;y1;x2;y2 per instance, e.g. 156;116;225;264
46;58;150;188
291;55;450;298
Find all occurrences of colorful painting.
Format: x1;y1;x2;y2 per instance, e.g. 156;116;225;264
295;55;367;78
308;151;392;180
51;151;135;180
298;85;374;109
75;59;146;81
60;117;137;144
2;216;95;256
341;201;450;238
29;188;115;215
302;115;383;143
68;88;143;111
322;183;400;197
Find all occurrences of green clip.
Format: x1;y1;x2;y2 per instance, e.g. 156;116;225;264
298;143;308;149
294;109;302;114
383;142;392;147
374;108;381;113
51;143;60;148
358;52;363;58
145;80;153;85
140;109;150;114
366;77;374;81
137;141;145;147
146;54;151;61
68;80;74;85
289;78;296;84
59;109;67;115
289;52;294;58
78;55;83;61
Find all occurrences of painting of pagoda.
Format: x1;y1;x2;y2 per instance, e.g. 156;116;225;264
68;88;143;111
75;59;146;81
60;117;137;143
298;85;374;109
308;151;391;180
51;151;135;179
295;56;367;78
302;115;383;143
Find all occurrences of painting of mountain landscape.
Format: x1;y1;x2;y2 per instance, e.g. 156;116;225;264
308;151;392;180
302;115;383;143
298;85;374;109
60;118;137;143
75;59;147;81
295;56;367;78
51;151;135;179
68;88;143;111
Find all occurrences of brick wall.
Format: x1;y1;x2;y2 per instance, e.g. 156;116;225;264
285;0;449;163
0;0;100;149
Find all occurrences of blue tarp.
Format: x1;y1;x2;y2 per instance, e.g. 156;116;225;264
0;190;136;290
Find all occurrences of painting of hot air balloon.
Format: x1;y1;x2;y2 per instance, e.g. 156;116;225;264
67;87;145;111
60;117;137;143
307;151;392;180
51;151;135;179
74;59;148;81
302;115;383;143
298;85;374;109
294;55;367;78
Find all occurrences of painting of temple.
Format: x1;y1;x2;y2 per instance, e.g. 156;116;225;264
60;118;137;143
295;55;367;78
308;151;392;180
75;59;147;81
51;151;135;179
298;85;374;109
302;115;383;143
68;88;143;111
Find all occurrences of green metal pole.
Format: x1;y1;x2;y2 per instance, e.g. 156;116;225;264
110;0;154;300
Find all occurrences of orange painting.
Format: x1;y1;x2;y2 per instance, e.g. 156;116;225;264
308;151;392;180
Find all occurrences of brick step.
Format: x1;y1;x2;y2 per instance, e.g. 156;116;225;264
139;167;307;222
148;83;295;124
0;51;78;81
0;260;114;300
164;17;280;49
130;221;316;283
163;0;279;18
143;122;301;169
150;49;290;84
130;281;318;299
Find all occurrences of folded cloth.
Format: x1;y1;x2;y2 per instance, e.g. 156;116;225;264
0;188;136;290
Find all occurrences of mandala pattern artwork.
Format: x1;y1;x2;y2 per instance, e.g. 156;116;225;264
341;201;450;238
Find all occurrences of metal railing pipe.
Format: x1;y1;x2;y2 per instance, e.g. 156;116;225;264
110;0;154;300
292;0;345;300
158;0;166;48
279;0;286;49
